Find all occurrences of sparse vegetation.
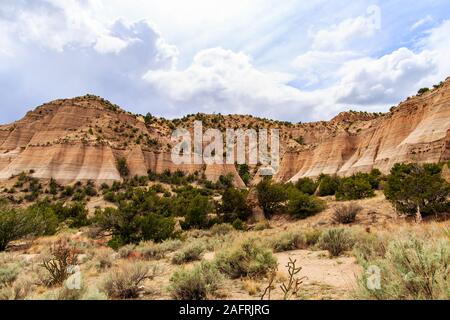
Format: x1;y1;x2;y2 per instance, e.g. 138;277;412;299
319;228;354;257
169;262;223;300
332;203;362;224
215;239;277;279
102;263;153;299
357;236;449;300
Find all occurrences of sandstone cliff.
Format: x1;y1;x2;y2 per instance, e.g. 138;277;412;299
1;78;449;185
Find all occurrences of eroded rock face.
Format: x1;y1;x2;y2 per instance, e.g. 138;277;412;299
1;78;449;185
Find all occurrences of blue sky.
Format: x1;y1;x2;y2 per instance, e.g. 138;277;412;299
1;0;450;124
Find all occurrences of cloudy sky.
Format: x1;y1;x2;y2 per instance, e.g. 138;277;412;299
1;0;450;124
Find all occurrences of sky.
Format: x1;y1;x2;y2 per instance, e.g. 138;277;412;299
1;0;450;124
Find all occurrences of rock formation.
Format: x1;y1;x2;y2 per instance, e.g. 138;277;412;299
1;78;449;185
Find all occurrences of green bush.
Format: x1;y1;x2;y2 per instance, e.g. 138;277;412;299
295;178;318;195
357;236;449;300
94;206;176;249
116;158;129;178
270;232;305;252
232;218;246;231
169;262;223;300
0;206;49;251
172;242;205;265
256;178;288;218
287;190;325;219
317;175;340;196
384;163;450;218
319;228;354;257
215;239;277;278
336;173;375;201
52;201;89;228
25;201;59;235
219;188;251;223
209;223;234;236
181;195;213;230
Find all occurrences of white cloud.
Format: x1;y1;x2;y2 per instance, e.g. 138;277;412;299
411;15;433;31
311;7;380;51
144;47;328;120
334;48;437;105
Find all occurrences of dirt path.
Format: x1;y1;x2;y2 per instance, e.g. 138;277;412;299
275;250;362;299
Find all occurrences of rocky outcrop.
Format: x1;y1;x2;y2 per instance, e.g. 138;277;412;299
1;78;449;185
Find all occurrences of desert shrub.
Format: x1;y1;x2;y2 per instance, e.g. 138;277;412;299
0;206;48;251
209;223;234;236
41;238;79;287
287;190;325;219
319;228;354;257
116;157;129;178
94;251;114;271
25;201;59;235
336;173;375;201
215;239;277;279
317;174;340;196
256;178;288;218
417;87;430;96
232;218;246;231
169;262;223;300
304;229;323;247
172;242;205;265
332;203;362;224
0;276;32;300
95;206;176;249
102;263;151;299
357;236;449;300
0;263;21;288
180;194;214;230
117;244;136;259
219;188;251;223
270;232;305;252
384;163;450;218
52;201;89;228
295;178;318;195
237;164;251;185
137;240;182;260
254;221;271;231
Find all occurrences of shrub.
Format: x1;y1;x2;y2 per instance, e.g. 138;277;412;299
357;236;449;300
287;190;325;219
417;87;430;96
52;201;89;228
336;173;375;201
95;206;176;248
41;238;79;287
0;276;32;300
209;223;234;236
116;157;129;178
384;163;450;219
181;195;213;230
270;232;305;252
317;175;340;196
0;207;45;251
232;218;246;231
219;188;251;223
102;263;152;299
304;229;322;247
215;239;277;279
137;240;182;260
319;228;354;257
256;178;288;218
169;262;223;300
295;178;318;195
25;201;59;235
332;203;362;224
0;263;21;288
172;242;205;265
